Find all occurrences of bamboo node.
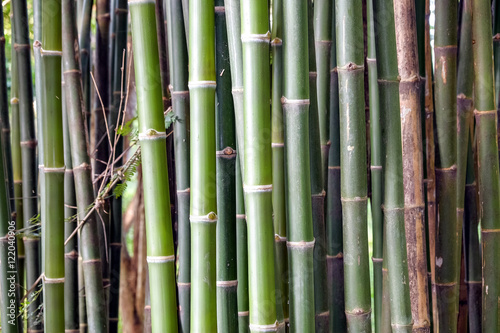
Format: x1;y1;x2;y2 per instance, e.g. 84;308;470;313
275;234;287;242
316;311;330;317
328;166;340;170
127;0;155;5
236;214;246;219
271;38;282;46
341;196;368;202
188;81;217;90
115;7;128;14
216;280;238;287
271;142;284;147
216;147;237;156
44;166;65;173
214;5;225;13
243;184;272;193
481;228;500;233
309;71;317;78
20;139;38;148
40;48;63;57
241;31;271;43
177;188;190;194
10;97;19;104
281;96;310;105
326;253;343;259
287;239;315;248
249;320;280;332
473;109;496;116
493;33;500;41
338;62;364;71
190;212;218;223
139;129;167;140
43;276;65;284
372;257;383;263
238;311;249;317
146;255;175;263
14;43;30;50
171;90;189;96
366;57;377;63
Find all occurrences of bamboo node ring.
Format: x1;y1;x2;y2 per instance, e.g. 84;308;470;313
147;255;175;263
40;48;63;56
43;276;65;284
188;80;217;89
241;31;271;43
287;239;315;248
474;109;496;116
281;96;310;105
249;321;280;332
10;97;19;104
139;129;167;140
243;184;272;193
214;5;225;13
271;38;282;46
216;280;238;287
190;212;218;223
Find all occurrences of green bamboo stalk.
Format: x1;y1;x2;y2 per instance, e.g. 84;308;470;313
108;0;127;329
472;0;500;331
366;1;382;331
10;40;25;305
373;0;413;331
283;0;314;331
40;0;65;328
129;1;179;331
493;0;500;100
313;0;332;185
0;7;22;333
62;0;108;329
214;3;238;332
270;0;288;324
164;0;190;330
393;1;430;331
307;0;328;330
62;81;79;332
456;1;474;332
78;0;93;126
463;129;481;332
12;0;43;329
235;159;249;333
335;0;372;330
434;0;460;329
381;233;392;332
326;3;346;331
187;0;217;331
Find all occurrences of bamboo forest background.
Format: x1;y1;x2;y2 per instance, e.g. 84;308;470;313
2;0;500;332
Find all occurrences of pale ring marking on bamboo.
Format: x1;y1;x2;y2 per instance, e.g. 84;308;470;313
214;5;225;13
243;184;272;193
328;166;340;170
115;7;128;14
10;97;19;104
216;147;237;156
473;109;497;115
311;190;326;197
44;167;66;173
127;0;155;5
271;142;284;147
370;165;382;170
372;257;383;263
238;311;249;317
43;276;65;284
147;255;175;263
326;253;343;259
275;234;287;242
241;31;271;43
14;43;30;50
177;188;191;193
481;228;500;233
400;74;419;83
232;87;243;93
73;162;91;171
190;212;218;223
177;282;191;286
338;62;364;71
171;90;189;96
138;130;167;140
236;214;246;219
271;37;282;46
287;239;315;248
63;69;81;74
281;96;310;105
188;80;217;89
109;318;119;322
216;280;238;287
340;196;368;202
249;320;281;332
40;48;63;56
316;311;330;317
314;39;333;46
309;71;317;78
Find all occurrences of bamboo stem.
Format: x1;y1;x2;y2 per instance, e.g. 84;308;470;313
394;1;430;331
472;0;500;331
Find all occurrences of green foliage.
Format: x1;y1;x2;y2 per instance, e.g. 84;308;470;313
113;152;141;198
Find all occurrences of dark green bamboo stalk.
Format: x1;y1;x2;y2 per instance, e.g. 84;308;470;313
164;0;190;330
0;7;22;333
129;1;179;331
307;1;328;331
367;1;383;331
108;0;127;329
40;0;66;327
78;0;93;125
457;1;474;332
335;0;372;330
394;1;430;331
463;129;481;332
214;3;238;332
326;3;346;331
62;0;108;329
12;0;42;329
235;159;249;333
10;42;25;302
472;0;500;331
434;0;459;329
493;0;500;100
188;0;217;331
373;0;413;331
283;0;314;331
62;81;79;333
313;0;332;184
270;0;288;325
